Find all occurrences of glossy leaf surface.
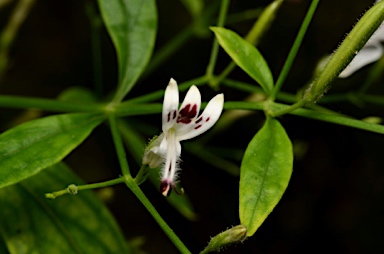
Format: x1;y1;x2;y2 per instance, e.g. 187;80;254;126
239;117;293;236
0;163;130;254
211;27;274;95
97;0;157;102
0;113;104;188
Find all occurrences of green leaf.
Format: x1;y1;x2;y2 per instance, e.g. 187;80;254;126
239;117;293;236
0;163;130;254
0;113;105;189
211;27;274;95
97;0;157;102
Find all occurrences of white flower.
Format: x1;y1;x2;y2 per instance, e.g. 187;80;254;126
143;78;224;196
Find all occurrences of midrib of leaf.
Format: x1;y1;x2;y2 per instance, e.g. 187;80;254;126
246;120;275;226
19;183;84;254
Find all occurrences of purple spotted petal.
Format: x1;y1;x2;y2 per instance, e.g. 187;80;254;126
176;93;224;141
162;78;179;132
177;85;201;124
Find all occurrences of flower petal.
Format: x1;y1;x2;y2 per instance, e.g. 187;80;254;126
177;85;201;124
339;44;383;78
162;78;179;132
160;130;180;196
176;93;224;141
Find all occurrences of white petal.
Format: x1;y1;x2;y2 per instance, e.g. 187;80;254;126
176;93;224;141
339;44;383;78
177;85;201;123
157;133;167;155
161;130;180;183
162;78;179;132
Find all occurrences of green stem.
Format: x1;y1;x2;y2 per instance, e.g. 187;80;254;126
205;0;230;80
222;78;298;103
125;178;191;254
212;62;237;87
134;164;150;185
109;114;131;176
268;100;306;117
225;101;384;134
270;0;320;101
45;177;125;199
0;95;106;112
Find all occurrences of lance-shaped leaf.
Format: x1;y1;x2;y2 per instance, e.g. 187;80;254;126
0;113;105;189
211;27;274;95
239;117;293;236
0;163;131;253
97;0;157;102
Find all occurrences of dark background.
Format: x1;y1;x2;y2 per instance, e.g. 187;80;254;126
1;0;383;253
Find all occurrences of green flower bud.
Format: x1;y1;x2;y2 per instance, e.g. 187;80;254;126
67;184;78;195
142;134;163;168
200;225;247;253
304;1;384;103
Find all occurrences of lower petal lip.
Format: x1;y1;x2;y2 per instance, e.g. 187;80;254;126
160;180;172;196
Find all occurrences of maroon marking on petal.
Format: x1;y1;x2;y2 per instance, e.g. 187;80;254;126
167;112;171;122
179;104;190;117
190;104;197;118
177;104;198;124
206;117;210;122
173;110;177;119
195;117;203;124
177;118;192;124
194;125;202;130
160;181;172;197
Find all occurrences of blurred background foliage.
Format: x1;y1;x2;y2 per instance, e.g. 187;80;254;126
0;0;383;253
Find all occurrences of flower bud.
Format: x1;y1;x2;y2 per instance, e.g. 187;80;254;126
304;1;384;103
67;184;78;195
200;225;247;253
142;134;164;168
